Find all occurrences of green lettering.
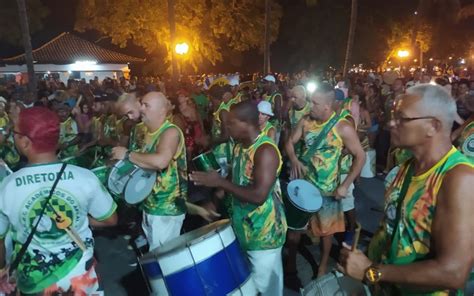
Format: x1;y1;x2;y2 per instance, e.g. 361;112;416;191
48;173;55;181
67;171;73;180
34;174;41;183
27;175;34;185
41;173;47;182
15;178;22;186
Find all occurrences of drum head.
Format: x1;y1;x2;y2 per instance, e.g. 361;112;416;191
146;220;231;258
287;179;322;213
124;169;157;204
107;160;136;195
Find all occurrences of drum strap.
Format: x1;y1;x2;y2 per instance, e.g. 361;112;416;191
387;162;413;263
9;163;67;276
301;111;345;164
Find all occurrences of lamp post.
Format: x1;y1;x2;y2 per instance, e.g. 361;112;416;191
397;50;410;77
175;42;189;79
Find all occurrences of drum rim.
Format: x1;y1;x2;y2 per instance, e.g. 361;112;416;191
107;160;136;194
123;169;157;204
191;150;215;162
287;179;322;212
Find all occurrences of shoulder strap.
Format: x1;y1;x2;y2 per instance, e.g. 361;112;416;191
301;113;341;164
9;163;67;275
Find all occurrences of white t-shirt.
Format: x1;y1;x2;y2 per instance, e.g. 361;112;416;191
0;162;116;293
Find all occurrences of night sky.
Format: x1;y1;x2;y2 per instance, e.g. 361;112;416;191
1;0;473;74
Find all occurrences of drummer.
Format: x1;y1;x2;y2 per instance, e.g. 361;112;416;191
284;83;365;285
257;101;276;141
56;103;80;159
111;92;188;250
190;101;287;296
115;92;147;152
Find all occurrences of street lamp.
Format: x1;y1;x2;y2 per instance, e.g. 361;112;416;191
397;50;410;58
175;42;189;55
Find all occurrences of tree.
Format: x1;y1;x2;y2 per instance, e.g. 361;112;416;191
16;0;36;94
167;0;178;83
384;20;433;67
0;0;48;45
342;0;358;77
75;0;282;73
264;0;271;73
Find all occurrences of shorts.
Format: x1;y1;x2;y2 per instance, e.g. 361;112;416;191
247;247;283;296
340;174;355;212
142;212;185;250
310;196;345;237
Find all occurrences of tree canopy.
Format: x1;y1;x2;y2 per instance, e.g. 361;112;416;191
75;0;282;71
0;0;49;45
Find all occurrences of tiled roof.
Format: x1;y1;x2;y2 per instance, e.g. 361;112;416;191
2;32;145;64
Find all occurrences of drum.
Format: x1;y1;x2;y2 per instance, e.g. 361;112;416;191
107;160;156;204
0;164;12;184
139;219;257;296
192;151;220;172
284;179;323;230
91;166;109;186
301;271;371;296
360;149;376;178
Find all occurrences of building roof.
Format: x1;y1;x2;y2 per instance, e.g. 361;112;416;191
2;32;145;64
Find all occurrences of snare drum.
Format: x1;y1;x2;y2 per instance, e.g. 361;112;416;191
91;166;109;186
139;219;257;296
192;151;220;172
284;179;323;230
301;271;371;296
107;160;156;204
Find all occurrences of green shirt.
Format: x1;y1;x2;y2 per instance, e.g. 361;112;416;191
211;101;234;162
231;133;287;251
59;117;79;158
457;119;474;162
369;147;473;295
128;122;147;152
301;113;345;194
192;93;209;120
141;120;187;216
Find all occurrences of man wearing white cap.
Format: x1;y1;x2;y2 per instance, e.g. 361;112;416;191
258;101;276;141
263;75;283;143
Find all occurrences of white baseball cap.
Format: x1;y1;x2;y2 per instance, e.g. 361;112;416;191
263;75;276;83
257;101;274;116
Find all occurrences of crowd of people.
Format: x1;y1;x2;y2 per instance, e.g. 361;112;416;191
0;68;472;295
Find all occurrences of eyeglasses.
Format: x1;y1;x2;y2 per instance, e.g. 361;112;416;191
391;111;437;125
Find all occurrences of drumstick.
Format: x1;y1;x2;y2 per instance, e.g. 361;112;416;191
75;95;83;108
351;222;362;251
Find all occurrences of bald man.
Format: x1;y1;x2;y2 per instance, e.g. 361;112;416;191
190;101;287;296
112;92;188;250
286;85;311;157
285;83;365;286
115;92;147;152
340;84;474;294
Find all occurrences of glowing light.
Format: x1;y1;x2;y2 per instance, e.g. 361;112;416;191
414;59;418;63
47;71;51;74
175;42;189;55
397;50;410;58
306;82;317;93
460;59;466;64
388;61;392;64
429;80;436;85
429;58;433;61
74;60;97;65
449;56;453;60
414;11;418;15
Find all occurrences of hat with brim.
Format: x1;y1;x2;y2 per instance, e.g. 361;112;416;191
263;75;276;83
258;101;274;116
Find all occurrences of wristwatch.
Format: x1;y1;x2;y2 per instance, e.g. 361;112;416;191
365;264;382;284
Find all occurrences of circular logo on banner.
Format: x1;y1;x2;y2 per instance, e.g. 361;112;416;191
386;204;397;221
462;134;474;158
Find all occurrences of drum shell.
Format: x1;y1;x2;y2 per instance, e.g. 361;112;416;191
91;166;109;186
140;220;256;296
192;151;220;172
284;194;314;230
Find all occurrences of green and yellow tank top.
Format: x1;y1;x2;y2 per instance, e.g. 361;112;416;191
263;92;282;129
339;111;355;175
368;147;474;295
456;119;474;162
231;134;287;250
301;112;345;194
103;114;119;142
141;120;187;216
91;115;105;141
211;101;233;162
59;117;79;158
0;115;9;129
0;135;19;170
128;121;147;152
261;121;275;139
290;102;311;129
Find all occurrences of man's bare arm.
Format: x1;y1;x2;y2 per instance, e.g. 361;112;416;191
337;120;365;187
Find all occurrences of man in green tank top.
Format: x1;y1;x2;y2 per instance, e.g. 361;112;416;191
339;84;474;295
263;75;283;143
191;101;287;296
285;83;365;286
111;92;187;250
